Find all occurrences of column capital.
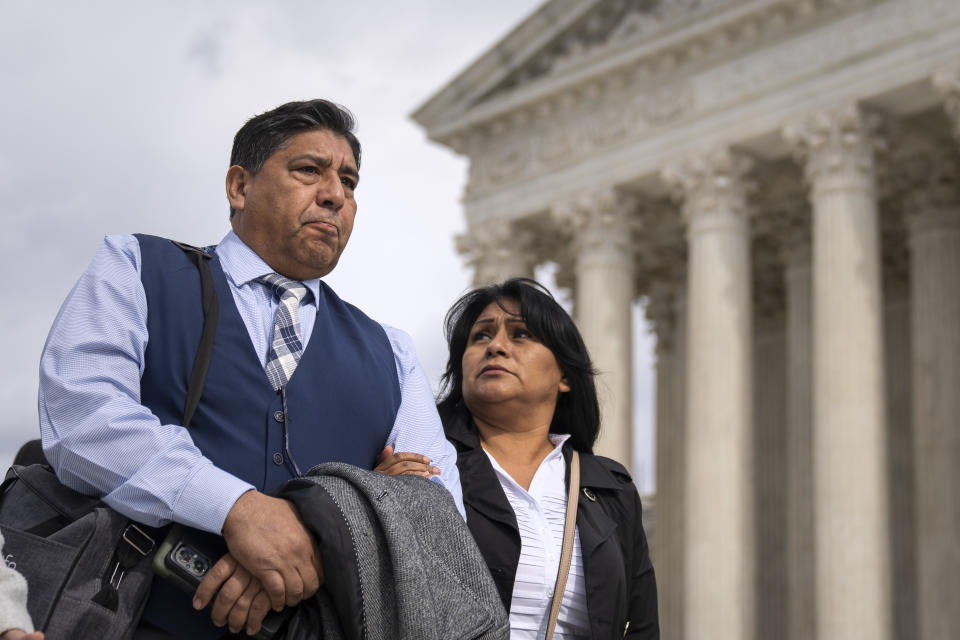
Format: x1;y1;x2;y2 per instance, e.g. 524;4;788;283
551;187;636;256
661;148;754;234
782;103;885;193
932;66;960;141
455;223;537;285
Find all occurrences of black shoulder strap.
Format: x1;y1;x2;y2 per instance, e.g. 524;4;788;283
171;241;219;429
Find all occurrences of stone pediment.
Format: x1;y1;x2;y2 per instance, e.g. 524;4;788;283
412;0;883;146
411;0;600;132
492;0;734;96
412;0;731;133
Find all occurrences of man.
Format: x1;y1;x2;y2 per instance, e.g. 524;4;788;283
38;100;463;638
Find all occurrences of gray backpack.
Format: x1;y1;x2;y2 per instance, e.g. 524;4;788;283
0;240;218;639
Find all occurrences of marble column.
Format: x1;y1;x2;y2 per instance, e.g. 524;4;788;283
554;189;635;467
669;284;687;640
456;224;537;285
753;302;787;640
648;280;686;640
662;149;755;640
884;268;915;640
905;179;960;640
782;227;815;640
783;104;892;640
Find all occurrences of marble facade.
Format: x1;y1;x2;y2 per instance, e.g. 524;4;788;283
414;1;960;638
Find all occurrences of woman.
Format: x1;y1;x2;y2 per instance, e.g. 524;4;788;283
438;278;659;640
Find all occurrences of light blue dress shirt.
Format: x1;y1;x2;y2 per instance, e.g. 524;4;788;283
38;231;464;533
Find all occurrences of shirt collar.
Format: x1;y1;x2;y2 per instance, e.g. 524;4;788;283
216;230;322;301
546;433;571;461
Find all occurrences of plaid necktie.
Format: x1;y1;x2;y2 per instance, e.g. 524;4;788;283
259;273;312;390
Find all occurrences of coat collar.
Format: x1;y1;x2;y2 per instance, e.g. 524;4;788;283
445;410;520;531
442;405;481;450
444;407;627;492
561;440;627;492
445;407;625;576
445;408;627;529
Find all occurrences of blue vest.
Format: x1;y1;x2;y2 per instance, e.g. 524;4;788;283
134;234;401;638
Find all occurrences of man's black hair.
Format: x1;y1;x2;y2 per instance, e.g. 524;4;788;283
229;99;361;217
437;277;601;453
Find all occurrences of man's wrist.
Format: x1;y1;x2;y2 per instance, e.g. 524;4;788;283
222;489;260;537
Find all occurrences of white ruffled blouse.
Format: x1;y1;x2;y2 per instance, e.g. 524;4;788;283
483;434;590;639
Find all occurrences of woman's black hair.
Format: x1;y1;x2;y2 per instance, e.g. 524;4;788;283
437;277;600;452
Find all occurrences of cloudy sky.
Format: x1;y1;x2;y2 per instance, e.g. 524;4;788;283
0;0;655;490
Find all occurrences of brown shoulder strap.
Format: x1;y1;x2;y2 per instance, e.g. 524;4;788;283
545;450;580;640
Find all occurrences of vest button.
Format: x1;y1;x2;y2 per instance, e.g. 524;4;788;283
272;452;284;465
582;487;597;502
273;410;285;423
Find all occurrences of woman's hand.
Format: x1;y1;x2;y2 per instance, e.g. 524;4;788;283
374;445;440;478
1;630;44;639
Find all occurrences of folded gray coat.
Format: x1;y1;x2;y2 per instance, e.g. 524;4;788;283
277;463;509;640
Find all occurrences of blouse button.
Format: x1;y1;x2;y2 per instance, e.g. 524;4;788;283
582;487;597;502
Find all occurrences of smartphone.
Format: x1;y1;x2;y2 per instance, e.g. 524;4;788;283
152;524;225;593
152;525;292;639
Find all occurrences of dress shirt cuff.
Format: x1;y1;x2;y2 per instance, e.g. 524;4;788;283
174;462;255;534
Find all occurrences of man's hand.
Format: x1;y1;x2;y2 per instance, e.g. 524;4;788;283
1;630;44;640
374;445;440;478
193;553;273;635
219;491;322;612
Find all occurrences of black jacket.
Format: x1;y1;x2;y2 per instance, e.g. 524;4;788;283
444;412;660;640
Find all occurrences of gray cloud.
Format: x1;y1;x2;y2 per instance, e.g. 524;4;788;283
187;25;231;78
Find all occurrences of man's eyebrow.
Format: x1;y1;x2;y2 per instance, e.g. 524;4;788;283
290;154;359;182
290;153;332;168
